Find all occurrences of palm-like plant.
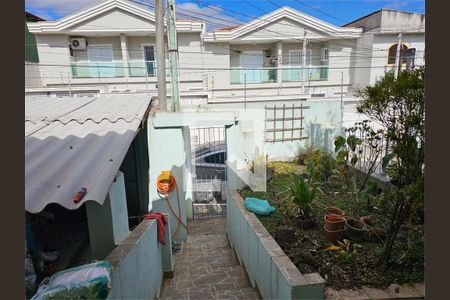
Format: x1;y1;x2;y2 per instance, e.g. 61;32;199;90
280;172;318;217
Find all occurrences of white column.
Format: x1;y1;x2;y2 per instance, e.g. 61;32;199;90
277;41;283;86
120;34;130;77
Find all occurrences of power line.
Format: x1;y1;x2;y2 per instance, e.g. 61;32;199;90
292;0;348;24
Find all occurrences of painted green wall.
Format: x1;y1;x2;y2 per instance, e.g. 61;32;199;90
25;23;39;63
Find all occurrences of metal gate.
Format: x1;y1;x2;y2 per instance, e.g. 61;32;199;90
190;126;227;219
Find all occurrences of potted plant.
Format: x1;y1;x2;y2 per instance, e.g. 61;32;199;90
280;172;318;229
344;218;368;241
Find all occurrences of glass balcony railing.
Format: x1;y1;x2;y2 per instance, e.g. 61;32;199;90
71;60;169;78
230;66;328;84
282;66;328;82
230;68;278;84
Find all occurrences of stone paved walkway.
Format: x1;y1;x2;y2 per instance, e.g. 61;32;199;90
160;217;259;300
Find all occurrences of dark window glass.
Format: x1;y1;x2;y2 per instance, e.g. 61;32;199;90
388;44;409;64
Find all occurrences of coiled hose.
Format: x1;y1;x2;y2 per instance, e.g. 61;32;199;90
156;172;188;239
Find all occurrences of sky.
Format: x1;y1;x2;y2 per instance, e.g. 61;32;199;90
25;0;425;29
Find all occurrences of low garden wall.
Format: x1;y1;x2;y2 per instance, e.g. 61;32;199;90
227;190;325;299
105;217;172;299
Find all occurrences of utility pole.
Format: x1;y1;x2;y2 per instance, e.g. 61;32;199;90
394;33;403;78
166;0;181;112
155;0;167;111
301;30;308;94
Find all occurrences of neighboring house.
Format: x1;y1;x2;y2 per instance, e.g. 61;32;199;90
25;12;44;87
344;9;425;90
26;0;205;98
202;6;363;102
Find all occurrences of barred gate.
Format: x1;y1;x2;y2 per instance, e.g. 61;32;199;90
190;127;227;219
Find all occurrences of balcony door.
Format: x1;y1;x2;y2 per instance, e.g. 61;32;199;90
87;44;115;77
288;49;311;81
240;50;263;83
143;45;155;76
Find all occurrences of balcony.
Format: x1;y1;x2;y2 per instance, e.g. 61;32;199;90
282;66;328;82
230;66;328;84
71;60;169;78
230;67;278;84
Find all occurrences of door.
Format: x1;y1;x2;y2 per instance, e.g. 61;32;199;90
143;45;155;76
240;51;263;83
289;49;312;81
87;45;115;77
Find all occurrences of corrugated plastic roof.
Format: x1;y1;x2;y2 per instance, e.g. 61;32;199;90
25;94;151;213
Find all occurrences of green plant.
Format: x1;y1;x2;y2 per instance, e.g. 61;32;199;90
305;149;335;182
357;67;425;264
279;172;317;217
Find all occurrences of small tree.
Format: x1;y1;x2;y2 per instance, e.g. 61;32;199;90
357;67;425;263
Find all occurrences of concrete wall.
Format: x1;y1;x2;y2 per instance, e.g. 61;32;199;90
147;119;190;242
35;34;71;85
106;219;169;299
227;190;325;299
86;171;130;259
25;62;43;87
205;99;343;162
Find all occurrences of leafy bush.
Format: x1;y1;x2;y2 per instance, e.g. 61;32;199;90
305;148;336;182
357;67;425;263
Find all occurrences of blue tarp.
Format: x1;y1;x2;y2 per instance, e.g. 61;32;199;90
244;197;276;216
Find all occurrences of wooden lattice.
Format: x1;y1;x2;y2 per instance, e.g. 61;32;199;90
264;104;310;143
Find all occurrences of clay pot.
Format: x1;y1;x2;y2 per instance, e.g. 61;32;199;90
324;214;345;231
324;225;344;244
325;206;345;217
344;219;368;241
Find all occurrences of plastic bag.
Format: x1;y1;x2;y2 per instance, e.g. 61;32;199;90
244;197;276;216
31;261;113;300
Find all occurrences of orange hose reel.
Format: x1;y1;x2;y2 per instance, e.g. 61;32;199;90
156;171;188;239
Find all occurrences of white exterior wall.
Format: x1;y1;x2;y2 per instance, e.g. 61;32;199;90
25;62;43;87
203;43;230;90
351;33;374;89
35;35;71;86
369;33;425;84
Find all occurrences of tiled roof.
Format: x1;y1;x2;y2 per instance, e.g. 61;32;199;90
25;94;152;213
214;24;242;32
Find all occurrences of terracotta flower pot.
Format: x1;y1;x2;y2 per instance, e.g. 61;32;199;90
344;219;368;241
325;206;345;217
324;225;344;244
324;214;345;231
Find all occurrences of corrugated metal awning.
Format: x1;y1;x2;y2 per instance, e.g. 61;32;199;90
25;94;152;213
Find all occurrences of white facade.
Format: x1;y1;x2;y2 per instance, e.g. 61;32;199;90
26;0;205;99
346;9;425;89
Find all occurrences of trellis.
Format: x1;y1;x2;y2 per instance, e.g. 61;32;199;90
264;104;310;143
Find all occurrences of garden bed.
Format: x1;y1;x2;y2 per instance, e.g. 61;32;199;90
239;161;424;290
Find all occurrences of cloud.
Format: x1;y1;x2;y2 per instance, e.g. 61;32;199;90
25;0;242;31
176;2;242;30
25;0;102;20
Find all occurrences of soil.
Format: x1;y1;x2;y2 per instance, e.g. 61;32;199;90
240;161;424;290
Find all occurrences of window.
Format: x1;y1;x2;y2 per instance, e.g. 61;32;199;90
321;48;329;61
143;45;155;76
388;44;409;65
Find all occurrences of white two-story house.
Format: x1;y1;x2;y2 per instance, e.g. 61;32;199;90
202;7;363;103
26;0;205;101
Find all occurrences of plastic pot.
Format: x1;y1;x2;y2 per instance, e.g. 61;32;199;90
324;225;344;244
344;218;368;241
324;214;345;231
325;206;345;217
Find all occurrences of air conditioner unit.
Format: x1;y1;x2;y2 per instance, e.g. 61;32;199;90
70;38;87;50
